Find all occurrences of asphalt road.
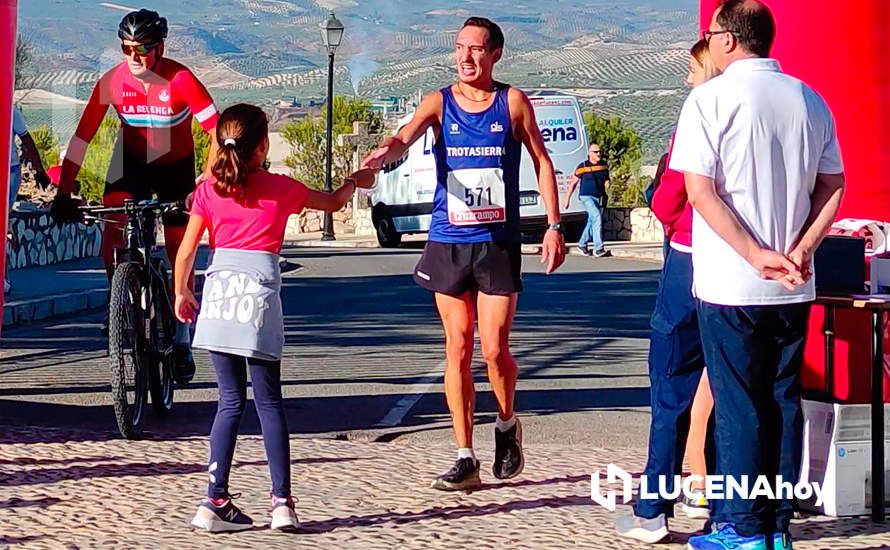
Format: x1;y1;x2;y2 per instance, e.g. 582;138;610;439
0;246;661;450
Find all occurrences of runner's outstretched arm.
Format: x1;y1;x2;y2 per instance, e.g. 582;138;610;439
508;88;565;274
361;92;443;171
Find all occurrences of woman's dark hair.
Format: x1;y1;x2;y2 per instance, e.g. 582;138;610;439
212;103;268;199
461;17;504;51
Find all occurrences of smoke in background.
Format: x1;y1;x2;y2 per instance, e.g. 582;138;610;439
347;51;378;96
343;15;380;96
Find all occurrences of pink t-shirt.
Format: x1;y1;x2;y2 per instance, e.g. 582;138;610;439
190;170;310;254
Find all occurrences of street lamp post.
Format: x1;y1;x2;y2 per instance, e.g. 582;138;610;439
321;12;344;241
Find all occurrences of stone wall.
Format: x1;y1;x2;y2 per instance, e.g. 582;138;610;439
603;207;632;241
630;207;665;243
6;207;102;270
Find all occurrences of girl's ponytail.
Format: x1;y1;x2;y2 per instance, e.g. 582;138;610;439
210;103;269;199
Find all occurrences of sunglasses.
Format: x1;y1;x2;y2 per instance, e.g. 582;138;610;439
121;42;160;57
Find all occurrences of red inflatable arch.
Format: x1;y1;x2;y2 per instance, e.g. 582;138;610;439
0;0;17;333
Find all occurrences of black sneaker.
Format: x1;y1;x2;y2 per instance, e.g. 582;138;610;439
430;457;482;491
190;496;253;533
576;245;593;257
174;344;196;387
493;417;524;479
594;249;612;258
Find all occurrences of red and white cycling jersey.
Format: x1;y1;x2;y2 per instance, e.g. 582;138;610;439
60;58;219;193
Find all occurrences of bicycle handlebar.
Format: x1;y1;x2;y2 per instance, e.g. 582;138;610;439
80;199;187;218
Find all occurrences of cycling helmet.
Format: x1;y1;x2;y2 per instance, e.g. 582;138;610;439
118;9;168;43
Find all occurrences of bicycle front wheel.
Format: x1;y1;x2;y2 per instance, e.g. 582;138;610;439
108;261;149;439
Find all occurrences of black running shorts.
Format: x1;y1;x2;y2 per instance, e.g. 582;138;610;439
413;241;523;296
105;153;196;227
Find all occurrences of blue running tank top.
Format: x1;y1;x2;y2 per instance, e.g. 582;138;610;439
428;85;522;243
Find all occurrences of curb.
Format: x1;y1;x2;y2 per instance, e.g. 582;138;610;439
287;238;380;249
3;288;109;328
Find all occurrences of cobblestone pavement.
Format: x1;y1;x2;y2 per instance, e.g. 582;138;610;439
1;426;889;549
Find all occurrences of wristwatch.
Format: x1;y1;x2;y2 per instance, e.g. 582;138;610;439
547;222;563;233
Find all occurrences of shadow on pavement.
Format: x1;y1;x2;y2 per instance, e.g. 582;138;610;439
0;456;368;487
298;494;592;534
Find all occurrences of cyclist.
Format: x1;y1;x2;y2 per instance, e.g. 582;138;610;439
52;9;220;384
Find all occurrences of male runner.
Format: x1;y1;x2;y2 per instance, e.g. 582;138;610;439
362;17;565;490
53;9;220;384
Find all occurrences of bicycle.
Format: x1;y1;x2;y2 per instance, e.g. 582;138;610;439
81;198;183;439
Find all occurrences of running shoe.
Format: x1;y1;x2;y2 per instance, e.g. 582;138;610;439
270;495;299;532
430;457;482;491
493;417;524;479
576;245;593;257
615;512;669;544
679;490;710;519
773;532;793;550
190;496;253;533
594;249;613;258
687;524;769;550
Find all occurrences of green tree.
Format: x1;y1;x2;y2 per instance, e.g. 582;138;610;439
77;115;120;203
282;96;382;191
29;125;61;169
192;119;212;176
583;111;647;207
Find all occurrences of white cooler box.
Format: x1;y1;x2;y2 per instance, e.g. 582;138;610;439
800;399;890;516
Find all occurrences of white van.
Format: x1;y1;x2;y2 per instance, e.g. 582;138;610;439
370;93;589;247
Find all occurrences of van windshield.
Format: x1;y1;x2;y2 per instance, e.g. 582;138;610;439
531;98;584;157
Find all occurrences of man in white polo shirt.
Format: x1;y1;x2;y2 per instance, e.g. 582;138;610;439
670;1;845;549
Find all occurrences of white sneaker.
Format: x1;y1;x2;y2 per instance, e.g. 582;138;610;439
269;496;299;532
615;512;669;544
679;490;710;519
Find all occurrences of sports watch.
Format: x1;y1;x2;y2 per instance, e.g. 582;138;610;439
547;222;563;233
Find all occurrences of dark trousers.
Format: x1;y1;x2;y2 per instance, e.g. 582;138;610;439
636;248;708;519
207;351;291;499
697;301;811;536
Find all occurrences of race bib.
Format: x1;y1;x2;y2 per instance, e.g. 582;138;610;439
446;167;506;226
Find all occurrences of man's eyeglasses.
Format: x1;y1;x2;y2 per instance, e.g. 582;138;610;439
121;42;160;57
702;29;737;41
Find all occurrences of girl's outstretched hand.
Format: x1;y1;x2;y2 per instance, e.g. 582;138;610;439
348;168;378;189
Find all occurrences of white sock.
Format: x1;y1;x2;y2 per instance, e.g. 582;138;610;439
457;448;476;461
496;415;517;432
175;321;191;344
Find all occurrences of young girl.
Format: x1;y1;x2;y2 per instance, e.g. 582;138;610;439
175;103;375;533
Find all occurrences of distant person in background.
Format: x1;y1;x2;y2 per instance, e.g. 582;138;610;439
7;105;51;295
616;38;721;545
565;144;611;257
675;2;845;549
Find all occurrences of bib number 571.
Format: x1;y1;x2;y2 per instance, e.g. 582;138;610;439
465;186;493;207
